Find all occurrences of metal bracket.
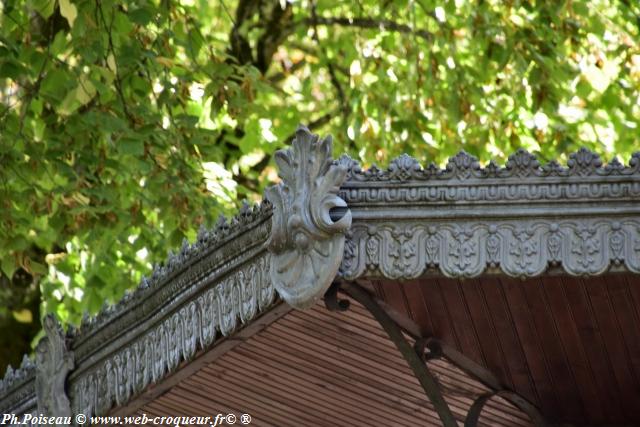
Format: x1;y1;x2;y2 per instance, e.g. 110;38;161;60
415;337;548;427
325;281;549;427
325;282;458;427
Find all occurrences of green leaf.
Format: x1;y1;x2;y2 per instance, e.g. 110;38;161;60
119;138;145;156
12;309;33;324
59;0;78;28
58;75;97;115
51;31;69;56
0;59;28;79
40;69;73;101
29;260;48;275
31;0;55;19
130;8;154;25
31;98;43;115
1;257;16;279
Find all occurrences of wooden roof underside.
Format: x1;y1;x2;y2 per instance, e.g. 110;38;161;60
139;299;534;427
371;273;640;425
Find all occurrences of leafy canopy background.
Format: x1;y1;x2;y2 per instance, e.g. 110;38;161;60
0;0;639;371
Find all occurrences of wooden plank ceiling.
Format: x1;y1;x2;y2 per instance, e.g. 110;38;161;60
139;299;534;426
371;273;640;426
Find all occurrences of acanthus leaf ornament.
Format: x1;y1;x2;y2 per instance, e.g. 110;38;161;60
339;219;640;280
266;125;352;309
36;315;74;420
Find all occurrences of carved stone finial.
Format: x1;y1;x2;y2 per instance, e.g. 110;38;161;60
265;125;352;309
445;151;480;179
388;154;422;180
506;149;540;177
36;314;74;419
567;148;602;175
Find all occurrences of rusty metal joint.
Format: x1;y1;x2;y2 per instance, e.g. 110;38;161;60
414;337;443;361
324;282;350;312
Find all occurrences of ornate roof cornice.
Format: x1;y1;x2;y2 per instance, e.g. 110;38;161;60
0;355;36;417
0;200;277;417
336;149;640;217
65;201;277;418
69;253;275;418
73;200;272;345
337;148;640;280
340;217;640;280
338;148;640;183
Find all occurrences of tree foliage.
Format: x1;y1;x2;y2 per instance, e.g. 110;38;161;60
0;0;639;370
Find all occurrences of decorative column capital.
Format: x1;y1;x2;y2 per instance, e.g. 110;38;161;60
266;125;352;309
35;315;74;420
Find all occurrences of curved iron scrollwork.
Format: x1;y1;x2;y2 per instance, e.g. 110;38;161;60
416;337;548;427
326;281;548;427
466;390;547;427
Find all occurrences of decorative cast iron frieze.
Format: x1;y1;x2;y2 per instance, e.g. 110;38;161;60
341;219;640;279
45;201;274;419
0;356;36;419
74;200;272;348
337;148;640;280
337;149;640;209
36;315;74;418
266;125;352;309
70;254;275;418
338;148;640;183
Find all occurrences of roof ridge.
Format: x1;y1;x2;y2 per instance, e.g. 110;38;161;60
336;148;640;182
73;199;272;339
0;354;35;395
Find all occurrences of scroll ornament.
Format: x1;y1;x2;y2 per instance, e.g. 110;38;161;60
266;125;352;309
35;315;74;420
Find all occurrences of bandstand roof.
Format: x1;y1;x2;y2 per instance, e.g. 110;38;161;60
1;126;639;427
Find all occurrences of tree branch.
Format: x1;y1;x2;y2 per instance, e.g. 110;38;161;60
228;0;257;65
268;58;307;83
301;16;433;41
310;3;349;122
256;2;294;73
97;1;134;124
